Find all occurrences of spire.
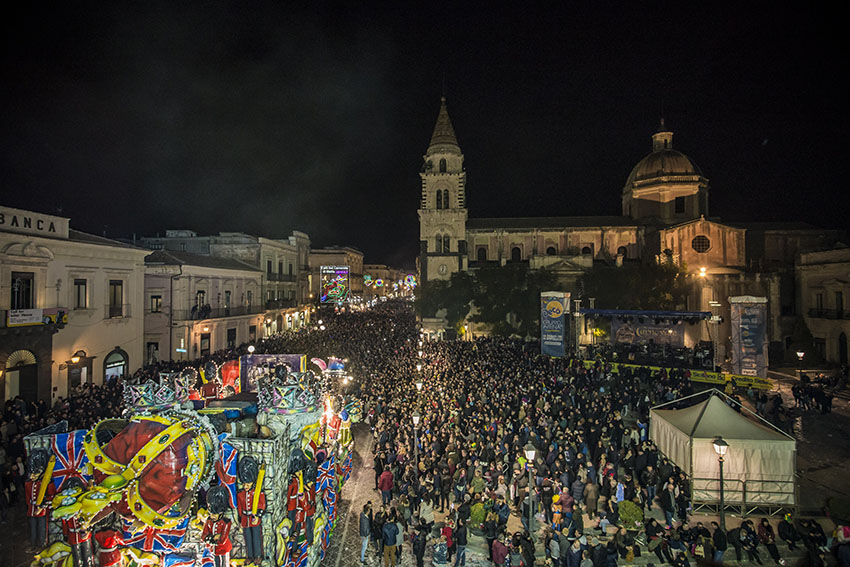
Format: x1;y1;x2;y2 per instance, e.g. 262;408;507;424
428;96;460;154
652;118;673;151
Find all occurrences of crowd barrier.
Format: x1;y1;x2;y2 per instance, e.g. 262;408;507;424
576;359;772;390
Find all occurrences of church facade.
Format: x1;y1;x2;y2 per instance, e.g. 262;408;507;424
417;98;844;361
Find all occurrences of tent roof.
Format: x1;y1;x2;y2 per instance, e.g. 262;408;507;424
651;395;791;441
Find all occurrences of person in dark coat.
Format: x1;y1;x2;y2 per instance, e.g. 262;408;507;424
359;502;373;563
411;527;427;567
777;515;801;551
605;541;619;567
711;521;727;564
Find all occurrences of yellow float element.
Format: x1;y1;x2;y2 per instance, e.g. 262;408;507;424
252;465;266;515
30;542;72;567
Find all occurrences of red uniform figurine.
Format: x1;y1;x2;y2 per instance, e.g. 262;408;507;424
286;475;299;524
236;482;266;564
93;529;123;567
62;516;93;567
25;474;49;551
202;512;233;567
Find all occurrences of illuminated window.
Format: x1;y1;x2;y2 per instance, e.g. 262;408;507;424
692;235;711;253
74;279;87;309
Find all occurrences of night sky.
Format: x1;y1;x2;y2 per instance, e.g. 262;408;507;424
3;3;847;268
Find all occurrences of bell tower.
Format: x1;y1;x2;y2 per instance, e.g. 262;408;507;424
418;97;468;282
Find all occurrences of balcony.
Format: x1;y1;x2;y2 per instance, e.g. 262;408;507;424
104;304;132;319
266;272;296;282
808;308;850;319
173;304;264;321
265;299;296;310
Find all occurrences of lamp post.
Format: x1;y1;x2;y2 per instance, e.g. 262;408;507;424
412;411;421;482
524;443;536;540
796;350;805;380
713;436;729;530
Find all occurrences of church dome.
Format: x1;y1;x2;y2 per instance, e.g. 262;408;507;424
624;122;704;191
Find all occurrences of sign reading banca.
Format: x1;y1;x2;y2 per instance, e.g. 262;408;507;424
0;206;70;239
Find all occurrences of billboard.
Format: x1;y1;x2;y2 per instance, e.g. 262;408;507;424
540;291;569;357
730;296;768;377
320;265;350;304
611;319;684;346
6;307;68;327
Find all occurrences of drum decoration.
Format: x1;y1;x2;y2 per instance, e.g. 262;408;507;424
73;411;216;529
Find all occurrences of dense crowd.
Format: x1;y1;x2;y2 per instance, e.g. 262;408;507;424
3;300;850;567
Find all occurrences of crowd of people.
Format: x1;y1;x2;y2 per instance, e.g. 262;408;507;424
2;299;850;567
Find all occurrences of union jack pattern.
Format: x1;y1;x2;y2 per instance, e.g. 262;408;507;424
199;548;215;567
163;554;195;567
323;482;338;526
295;537;309;567
316;454;335;491
51;430;91;491
122;516;189;552
341;449;353;485
216;433;237;508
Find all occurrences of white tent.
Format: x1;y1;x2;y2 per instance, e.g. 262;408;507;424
650;392;796;508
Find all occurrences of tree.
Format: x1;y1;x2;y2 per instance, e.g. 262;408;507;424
580;262;689;310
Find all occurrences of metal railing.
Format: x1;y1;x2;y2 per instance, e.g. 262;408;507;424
808;308;850;319
691;476;796;517
265;299;296;310
266;273;296;282
172;305;264;321
104;304;132;319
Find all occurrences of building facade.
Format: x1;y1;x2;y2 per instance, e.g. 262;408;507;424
417;99;844;361
1;206;148;403
797;247;850;365
309;247;365;301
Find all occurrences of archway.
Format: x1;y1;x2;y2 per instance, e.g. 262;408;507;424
4;349;38;402
511;247;522;262
104;347;129;384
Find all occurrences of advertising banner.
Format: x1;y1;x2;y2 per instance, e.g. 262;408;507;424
611;318;684;346
729;296;768;377
320;265;350;304
540;291;569;358
577;359;771;390
6;307;68;327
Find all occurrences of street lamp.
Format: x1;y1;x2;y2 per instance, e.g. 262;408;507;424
412;411;421;481
712;436;729;530
416;363;422;372
524;443;536;539
247;345;255;354
796;351;805;379
415;380;423;392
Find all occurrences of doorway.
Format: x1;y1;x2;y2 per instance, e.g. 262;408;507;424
4;350;38;402
840;332;848;365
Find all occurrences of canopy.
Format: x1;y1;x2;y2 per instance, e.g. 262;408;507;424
650;392;796;507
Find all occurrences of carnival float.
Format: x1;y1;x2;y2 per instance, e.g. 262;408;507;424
24;353;359;567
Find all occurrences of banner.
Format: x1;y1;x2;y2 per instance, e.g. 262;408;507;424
577;359;771;390
729;296;768;378
7;307;68;327
611;318;684;346
540;291;569;358
320;265;350;304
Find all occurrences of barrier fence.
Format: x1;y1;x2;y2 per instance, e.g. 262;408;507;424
577;359;772;390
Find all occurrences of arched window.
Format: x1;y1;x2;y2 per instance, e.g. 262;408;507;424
435;235;443;253
617;246;628;257
104;347;129;384
443;189;449;208
511;247;522;262
477;247;487;262
439;158;447;173
443;235;451;253
546;246;557;256
436;191;442;209
581;246;592;255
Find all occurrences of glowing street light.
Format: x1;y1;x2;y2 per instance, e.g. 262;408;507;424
248;345;255;354
713;437;729;530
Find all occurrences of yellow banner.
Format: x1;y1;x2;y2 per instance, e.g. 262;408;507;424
578;360;771;390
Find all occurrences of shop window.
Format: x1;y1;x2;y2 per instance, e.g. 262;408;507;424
104;348;129;383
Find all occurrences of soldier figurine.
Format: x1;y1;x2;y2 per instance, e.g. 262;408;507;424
204;486;233;567
93;529;123;567
25;450;51;552
61;478;94;567
236;457;266;565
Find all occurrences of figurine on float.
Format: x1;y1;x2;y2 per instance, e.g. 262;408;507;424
26;450;52;552
203;486;233;567
58;478;93;567
93;529;124;567
236;457;266;565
